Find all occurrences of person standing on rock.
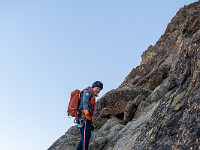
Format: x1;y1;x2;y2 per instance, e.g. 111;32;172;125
77;81;103;150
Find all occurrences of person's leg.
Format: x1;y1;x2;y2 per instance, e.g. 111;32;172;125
77;127;84;150
83;122;91;150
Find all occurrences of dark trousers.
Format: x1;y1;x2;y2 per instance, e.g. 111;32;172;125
77;121;91;150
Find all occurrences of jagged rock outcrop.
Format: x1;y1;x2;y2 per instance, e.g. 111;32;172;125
48;1;200;150
95;84;151;121
48;126;81;150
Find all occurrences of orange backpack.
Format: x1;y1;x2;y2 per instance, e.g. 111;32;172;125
67;89;82;117
67;88;96;117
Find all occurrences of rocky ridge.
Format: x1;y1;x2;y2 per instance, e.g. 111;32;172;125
48;1;200;150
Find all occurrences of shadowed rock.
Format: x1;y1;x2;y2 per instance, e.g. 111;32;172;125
124;95;146;124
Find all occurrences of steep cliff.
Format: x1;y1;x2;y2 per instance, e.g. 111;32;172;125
48;1;200;150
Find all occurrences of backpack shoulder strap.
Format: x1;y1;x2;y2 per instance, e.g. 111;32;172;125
86;88;95;98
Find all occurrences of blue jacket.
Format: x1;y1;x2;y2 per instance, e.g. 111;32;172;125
78;87;93;113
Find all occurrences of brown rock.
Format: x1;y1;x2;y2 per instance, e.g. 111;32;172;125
96;84;151;120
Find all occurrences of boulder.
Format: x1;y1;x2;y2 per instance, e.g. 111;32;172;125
96;84;151;121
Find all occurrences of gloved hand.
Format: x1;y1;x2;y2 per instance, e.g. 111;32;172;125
83;110;91;121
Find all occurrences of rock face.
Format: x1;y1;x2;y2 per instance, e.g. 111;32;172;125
48;126;81;150
48;1;200;150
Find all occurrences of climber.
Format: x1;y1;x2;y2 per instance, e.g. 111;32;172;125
77;81;103;150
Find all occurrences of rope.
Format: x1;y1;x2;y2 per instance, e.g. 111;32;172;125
83;121;86;150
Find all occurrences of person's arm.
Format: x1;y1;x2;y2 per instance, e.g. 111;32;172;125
82;90;92;120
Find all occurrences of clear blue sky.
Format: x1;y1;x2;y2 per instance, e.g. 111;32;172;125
0;0;197;150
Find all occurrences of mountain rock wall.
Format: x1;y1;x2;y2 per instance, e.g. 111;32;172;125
48;1;200;150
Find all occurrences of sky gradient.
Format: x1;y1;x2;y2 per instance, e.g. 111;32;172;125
0;0;197;150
